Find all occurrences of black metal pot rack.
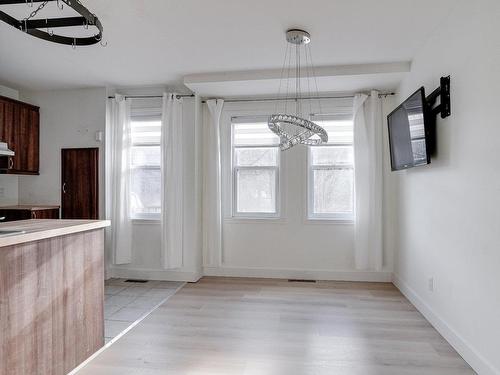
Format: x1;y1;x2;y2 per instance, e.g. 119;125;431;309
0;0;103;46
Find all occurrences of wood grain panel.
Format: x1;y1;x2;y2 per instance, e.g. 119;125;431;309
0;229;105;375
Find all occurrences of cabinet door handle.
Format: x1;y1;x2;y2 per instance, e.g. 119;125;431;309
62;182;67;194
8;157;13;169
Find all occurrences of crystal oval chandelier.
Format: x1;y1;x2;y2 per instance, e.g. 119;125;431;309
268;29;328;151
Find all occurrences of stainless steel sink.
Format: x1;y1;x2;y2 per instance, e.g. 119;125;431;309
0;230;26;237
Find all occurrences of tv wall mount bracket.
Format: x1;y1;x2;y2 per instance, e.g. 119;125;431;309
0;0;104;47
426;76;451;119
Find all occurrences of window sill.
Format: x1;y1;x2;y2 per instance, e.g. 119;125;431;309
224;217;287;225
131;218;161;225
305;217;354;225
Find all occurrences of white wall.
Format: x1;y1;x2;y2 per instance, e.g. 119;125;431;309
392;1;500;374
0;175;18;206
109;96;203;282
203;99;394;281
0;84;19;100
18;88;106;218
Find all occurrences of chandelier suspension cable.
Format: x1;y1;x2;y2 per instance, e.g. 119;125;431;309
307;43;324;120
275;41;290;117
284;40;293;116
304;41;314;119
268;29;328;151
295;43;300;117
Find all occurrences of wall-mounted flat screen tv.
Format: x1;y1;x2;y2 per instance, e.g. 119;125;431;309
387;87;432;171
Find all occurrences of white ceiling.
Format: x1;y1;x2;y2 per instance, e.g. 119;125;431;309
0;0;456;93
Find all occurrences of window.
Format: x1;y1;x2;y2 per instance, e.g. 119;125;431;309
231;117;280;217
130;112;161;220
308;114;354;221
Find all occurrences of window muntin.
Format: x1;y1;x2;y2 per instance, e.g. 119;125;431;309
130;116;161;220
308;114;354;220
231;118;280;217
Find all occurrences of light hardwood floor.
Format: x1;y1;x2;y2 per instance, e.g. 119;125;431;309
77;277;475;375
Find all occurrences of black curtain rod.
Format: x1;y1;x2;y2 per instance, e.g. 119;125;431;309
202;92;395;104
107;92;395;102
107;94;195;99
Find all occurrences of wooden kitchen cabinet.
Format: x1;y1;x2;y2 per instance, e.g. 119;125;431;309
0;95;39;175
0;206;60;222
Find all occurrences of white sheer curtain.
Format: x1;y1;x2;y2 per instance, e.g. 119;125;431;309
161;93;184;269
203;99;224;267
353;90;383;271
107;95;133;264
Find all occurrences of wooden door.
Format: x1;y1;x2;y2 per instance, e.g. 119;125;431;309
61;148;99;219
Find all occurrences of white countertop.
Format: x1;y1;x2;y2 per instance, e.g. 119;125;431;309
0;219;111;247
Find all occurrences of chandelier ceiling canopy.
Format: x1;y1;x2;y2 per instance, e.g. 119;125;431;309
0;0;104;47
268;29;328;151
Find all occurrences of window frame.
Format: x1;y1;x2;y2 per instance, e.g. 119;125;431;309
129;109;162;221
230;116;281;219
307;113;355;222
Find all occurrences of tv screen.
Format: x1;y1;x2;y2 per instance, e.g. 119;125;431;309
387;88;430;171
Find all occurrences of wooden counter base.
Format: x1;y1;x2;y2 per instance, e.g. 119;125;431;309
0;228;105;375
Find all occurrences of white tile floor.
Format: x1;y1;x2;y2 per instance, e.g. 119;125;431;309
104;278;184;343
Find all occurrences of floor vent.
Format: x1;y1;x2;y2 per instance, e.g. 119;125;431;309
288;279;317;283
125;279;149;283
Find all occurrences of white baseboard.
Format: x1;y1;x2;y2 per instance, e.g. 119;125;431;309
108;265;391;283
393;274;499;375
108;266;202;282
203;265;392;282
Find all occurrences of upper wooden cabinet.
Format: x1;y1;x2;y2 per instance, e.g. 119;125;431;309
0;95;39;175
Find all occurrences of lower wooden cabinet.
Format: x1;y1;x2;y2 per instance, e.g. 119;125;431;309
0;206;60;222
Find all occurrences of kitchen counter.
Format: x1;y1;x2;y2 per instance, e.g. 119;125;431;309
0;218;110;375
0;219;110;247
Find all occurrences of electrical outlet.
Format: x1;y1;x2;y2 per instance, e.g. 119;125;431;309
428;277;434;292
